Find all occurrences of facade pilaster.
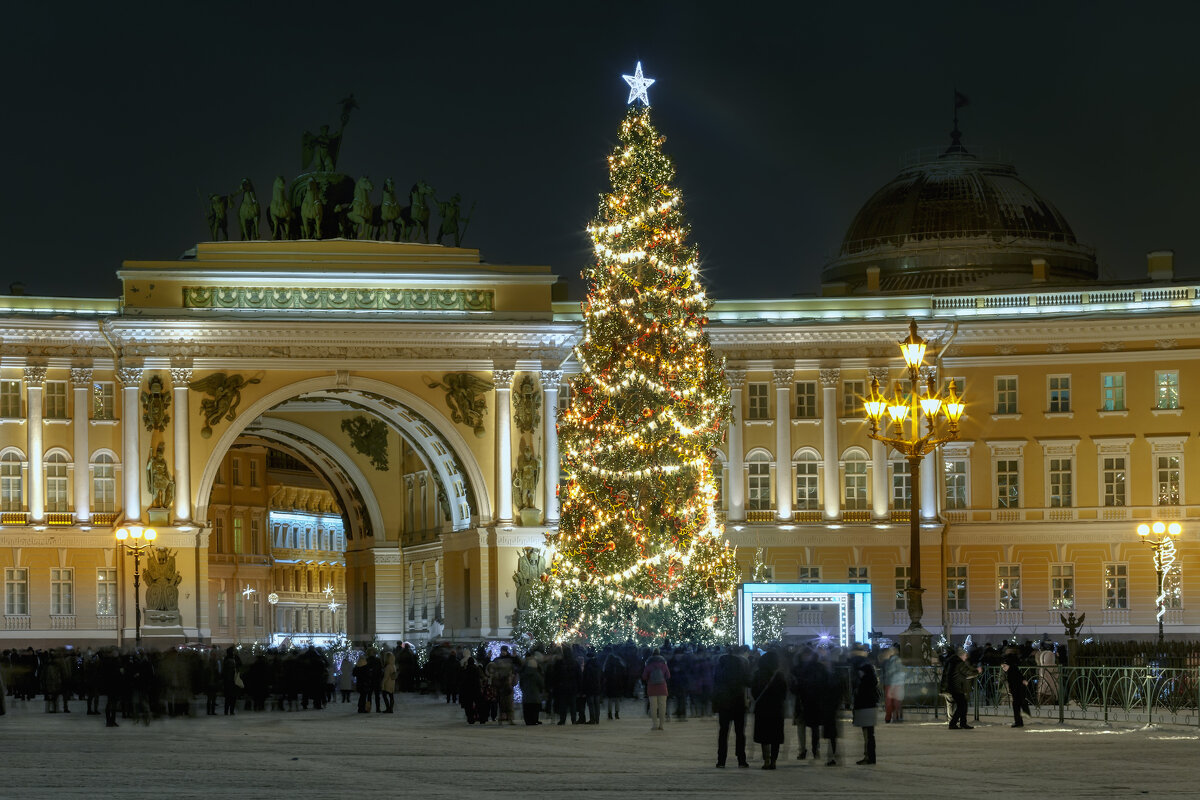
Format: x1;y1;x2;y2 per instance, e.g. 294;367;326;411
117;365;143;522
539;369;563;526
170;364;193;522
868;367;890;520
919;365;938;519
24;365;46;523
820;368;841;520
70;367;93;522
773;369;793;521
725;369;746;522
493;369;516;524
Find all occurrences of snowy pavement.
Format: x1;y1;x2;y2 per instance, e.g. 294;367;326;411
0;695;1195;798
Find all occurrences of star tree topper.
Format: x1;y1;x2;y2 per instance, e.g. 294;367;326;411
622;61;655;106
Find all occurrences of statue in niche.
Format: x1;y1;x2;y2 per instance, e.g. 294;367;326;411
423;373;494;438
340;415;389;470
189;373;262;438
512;374;542;434
146;442;176;510
512;437;541;517
144;547;182;624
513;546;546;611
140;375;171;432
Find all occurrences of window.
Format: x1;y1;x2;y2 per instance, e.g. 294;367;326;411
1048;375;1071;413
895;566;910;611
798;566;820;612
92;454;116;513
794;452;819;510
557;384;571;417
5;568;28;615
249;460;259;487
1049;457;1072;508
250;518;261;553
1;452;22;512
1051;564;1074;610
50;568;73;615
1157;455;1181;505
217;587;227;626
946;565;968;611
848;566;869;584
713;466;724;510
236;593;245;627
0;380;20;418
843;380;865;416
1101;373;1125;412
1156;371;1180;410
213;517;225;553
231;458;242;486
998;565;1020;610
747;453;771;511
92;382;114;420
944;459;968;510
996;460;1020;508
1104;563;1128;609
97;568;117;616
747;383;769;420
1102;457;1126;507
45;453;68;512
891;460;912;510
44;381;68;419
844;453;868;510
795;381;817;419
995;377;1017;415
233;517;244;554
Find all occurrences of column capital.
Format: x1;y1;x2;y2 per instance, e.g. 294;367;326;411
539;369;564;390
170;366;194;385
866;366;890;384
23;364;47;387
70;367;94;387
772;369;794;387
493;369;516;389
725;368;746;389
116;365;144;387
819;367;840;387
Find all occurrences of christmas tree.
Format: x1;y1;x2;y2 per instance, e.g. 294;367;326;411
518;64;738;646
751;549;786;645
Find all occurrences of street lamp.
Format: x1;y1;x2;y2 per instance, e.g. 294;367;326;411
114;525;157;647
863;320;965;664
1137;520;1182;646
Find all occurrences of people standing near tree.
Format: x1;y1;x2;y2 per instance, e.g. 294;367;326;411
642;647;671;731
519;653;545;726
602;646;626;720
713;645;750;768
458;656;487;724
1002;646;1029;727
948;648;980;729
750;650;787;770
850;645;879;765
880;647;905;723
486;645;518;724
353;656;370;713
581;649;603;724
221;646;241;716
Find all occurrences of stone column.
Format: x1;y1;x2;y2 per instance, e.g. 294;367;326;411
820;368;841;520
773;369;793;521
725;369;746;522
493;369;516;524
24;365;47;523
117;365;143;522
540;369;563;526
868;367;890;521
919;365;938;520
170;364;193;522
71;367;93;522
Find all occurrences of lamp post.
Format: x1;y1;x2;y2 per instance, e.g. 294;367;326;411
114;525;157;647
1137;520;1181;646
863;320;965;664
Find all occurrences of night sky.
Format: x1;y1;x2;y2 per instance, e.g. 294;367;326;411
4;1;1200;301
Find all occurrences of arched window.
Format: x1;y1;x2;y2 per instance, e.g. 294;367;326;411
45;452;69;512
746;451;772;511
1;451;23;512
844;450;869;511
92;453;117;514
794;450;820;510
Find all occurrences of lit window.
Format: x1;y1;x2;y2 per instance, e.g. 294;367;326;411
848;566;869;584
946;565;968;611
996;460;1020;508
944;459;968;510
891;460;911;510
1102;457;1126;507
1156;371;1180;410
747;383;769;420
97;568;117;616
794;452;819;510
1104;563;1128;610
1;452;22;512
92;454;116;513
998;564;1020;610
794;381;817;419
50;568;74;616
231;459;242;486
250;460;259;487
843;380;865;416
747;453;771;511
45;453;69;512
0;381;21;418
1101;373;1125;412
1049;457;1072;508
5;567;29;615
1157;455;1181;506
1051;564;1074;609
233;517;244;554
895;566;910;611
91;382;114;420
844;454;868;510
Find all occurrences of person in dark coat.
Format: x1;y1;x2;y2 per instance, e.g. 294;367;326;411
550;648;581;725
221;646;241;716
458;656;487;724
751;650;788;770
518;654;545;725
850;646;878;765
947;648;980;729
1002;646;1030;727
601;646;626;720
98;647;125;728
713;646;750;768
581;651;603;724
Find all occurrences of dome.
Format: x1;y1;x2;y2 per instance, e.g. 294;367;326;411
822;140;1097;295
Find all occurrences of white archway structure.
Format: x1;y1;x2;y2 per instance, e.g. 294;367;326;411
195;375;491;531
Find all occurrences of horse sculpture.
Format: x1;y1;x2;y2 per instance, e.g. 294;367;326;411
346;176;376;239
238;178;260;240
269;176;294;239
380;178;402;241
399;181;434;243
300;178;325;239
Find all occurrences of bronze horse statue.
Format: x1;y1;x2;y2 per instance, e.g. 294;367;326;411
300;178;325;239
399;181;434;243
238;178;260;240
269;176;294;239
345;176;377;239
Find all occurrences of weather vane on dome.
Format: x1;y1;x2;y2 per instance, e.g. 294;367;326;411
622;61;655;106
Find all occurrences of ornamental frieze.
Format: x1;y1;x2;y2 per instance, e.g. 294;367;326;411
183;286;494;312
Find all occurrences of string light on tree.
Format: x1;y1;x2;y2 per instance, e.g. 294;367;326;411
515;65;738;647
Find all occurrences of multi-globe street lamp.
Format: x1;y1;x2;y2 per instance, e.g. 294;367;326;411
863;320;965;663
1137;520;1181;646
114;525;157;647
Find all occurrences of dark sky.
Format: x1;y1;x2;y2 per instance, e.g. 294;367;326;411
4;1;1200;301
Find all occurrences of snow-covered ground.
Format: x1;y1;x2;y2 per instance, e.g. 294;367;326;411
1;695;1194;798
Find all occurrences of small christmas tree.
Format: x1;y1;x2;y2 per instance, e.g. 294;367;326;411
751;549;786;646
518;65;738;646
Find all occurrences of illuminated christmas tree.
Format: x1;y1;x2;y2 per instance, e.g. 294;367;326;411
519;64;738;646
751;549;786;645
